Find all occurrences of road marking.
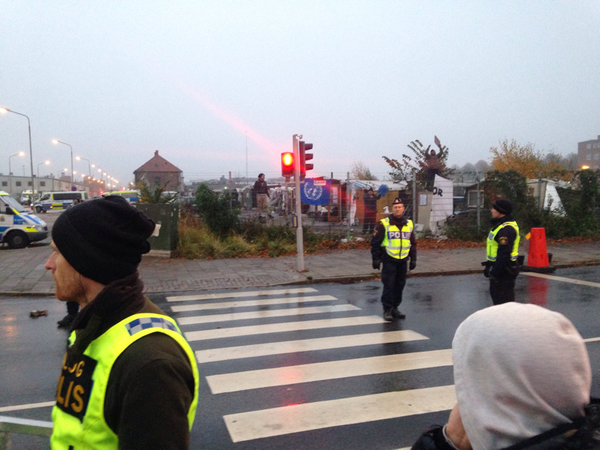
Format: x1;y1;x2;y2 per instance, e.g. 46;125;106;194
178;304;359;325
185;316;385;342
171;294;338;312
522;272;600;288
195;330;429;363
0;401;55;413
207;349;452;394
167;287;318;302
224;385;457;442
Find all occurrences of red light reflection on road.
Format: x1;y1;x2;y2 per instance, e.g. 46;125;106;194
527;276;548;305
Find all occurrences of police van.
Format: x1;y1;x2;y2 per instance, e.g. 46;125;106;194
34;191;89;213
0;191;48;249
103;189;140;203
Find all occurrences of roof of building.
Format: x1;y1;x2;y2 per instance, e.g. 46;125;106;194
134;150;182;174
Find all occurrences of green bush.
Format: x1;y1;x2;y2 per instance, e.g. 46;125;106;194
194;184;240;238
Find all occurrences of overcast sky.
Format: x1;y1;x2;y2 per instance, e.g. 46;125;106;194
1;1;599;187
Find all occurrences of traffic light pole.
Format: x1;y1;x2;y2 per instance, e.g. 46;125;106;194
293;134;305;272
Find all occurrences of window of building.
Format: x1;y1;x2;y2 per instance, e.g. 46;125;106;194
1;181;7;187
467;190;483;208
587;154;592;160
40;181;46;187
16;181;21;187
595;154;599;160
588;144;592;149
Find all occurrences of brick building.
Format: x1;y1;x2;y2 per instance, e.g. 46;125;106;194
578;135;600;170
134;150;183;193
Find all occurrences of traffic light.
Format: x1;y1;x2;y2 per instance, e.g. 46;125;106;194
299;141;313;178
281;152;294;178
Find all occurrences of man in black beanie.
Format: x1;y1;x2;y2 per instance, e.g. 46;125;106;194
45;196;199;449
483;198;520;304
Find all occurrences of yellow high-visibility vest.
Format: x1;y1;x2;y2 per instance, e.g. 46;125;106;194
487;221;520;262
51;313;199;449
381;217;413;259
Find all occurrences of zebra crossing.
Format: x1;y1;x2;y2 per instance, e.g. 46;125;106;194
166;286;455;448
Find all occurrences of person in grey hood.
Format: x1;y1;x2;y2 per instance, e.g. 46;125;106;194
411;302;599;450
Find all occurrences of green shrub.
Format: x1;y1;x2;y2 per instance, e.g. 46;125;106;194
222;234;255;258
194;184;240;238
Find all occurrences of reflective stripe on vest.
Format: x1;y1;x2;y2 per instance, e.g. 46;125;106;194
51;313;199;449
487;221;520;262
381;217;413;259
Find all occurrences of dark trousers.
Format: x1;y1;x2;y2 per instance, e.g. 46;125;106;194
363;210;376;233
381;255;408;311
489;277;516;305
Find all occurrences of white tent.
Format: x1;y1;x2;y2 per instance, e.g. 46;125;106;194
429;175;454;235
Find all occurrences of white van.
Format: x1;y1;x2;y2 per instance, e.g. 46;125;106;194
0;191;48;249
34;191;89;213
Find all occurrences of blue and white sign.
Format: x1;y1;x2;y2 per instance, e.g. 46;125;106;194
300;178;331;205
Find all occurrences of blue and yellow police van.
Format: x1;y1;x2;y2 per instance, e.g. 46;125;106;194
33;191;89;213
103;189;140;203
0;191;48;249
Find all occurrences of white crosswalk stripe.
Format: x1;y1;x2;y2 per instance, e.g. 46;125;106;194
223;385;457;442
195;330;428;363
178;304;360;325
170;287;453;448
206;349;452;394
171;294;338;312
167;287;318;302
184;315;386;341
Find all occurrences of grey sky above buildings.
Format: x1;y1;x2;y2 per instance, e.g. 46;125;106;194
1;1;599;187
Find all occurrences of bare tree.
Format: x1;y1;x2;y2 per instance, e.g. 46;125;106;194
350;161;378;180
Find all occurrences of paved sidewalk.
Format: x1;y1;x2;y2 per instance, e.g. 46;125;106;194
1;241;599;296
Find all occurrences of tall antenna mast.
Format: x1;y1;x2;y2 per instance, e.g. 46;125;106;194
245;131;248;183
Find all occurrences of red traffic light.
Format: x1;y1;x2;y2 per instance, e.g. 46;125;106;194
299;141;313;178
281;152;294;178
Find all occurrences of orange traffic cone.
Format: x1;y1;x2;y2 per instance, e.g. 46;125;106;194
521;228;556;273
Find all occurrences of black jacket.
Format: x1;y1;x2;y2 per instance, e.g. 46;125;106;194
363;191;381;213
63;273;196;450
254;179;269;196
411;399;600;450
370;214;417;262
488;213;519;279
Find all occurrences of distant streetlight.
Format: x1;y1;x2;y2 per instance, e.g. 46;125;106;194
8;151;25;194
1;107;36;199
52;139;74;189
76;156;91;176
37;160;50;178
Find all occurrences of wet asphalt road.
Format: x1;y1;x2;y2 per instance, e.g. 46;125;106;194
1;267;599;449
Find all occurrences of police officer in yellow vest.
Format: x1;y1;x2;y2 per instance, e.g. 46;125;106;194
45;196;199;449
483;198;520;305
371;197;417;321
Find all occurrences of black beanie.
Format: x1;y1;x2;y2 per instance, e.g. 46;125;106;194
52;196;156;285
492;198;513;215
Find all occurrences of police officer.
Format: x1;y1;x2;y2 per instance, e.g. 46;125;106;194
483;198;520;304
371;197;417;321
45;196;199;449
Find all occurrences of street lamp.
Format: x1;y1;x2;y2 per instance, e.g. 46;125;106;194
76;156;91;176
52;139;74;189
1;107;35;199
8;151;25;194
37;160;50;178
